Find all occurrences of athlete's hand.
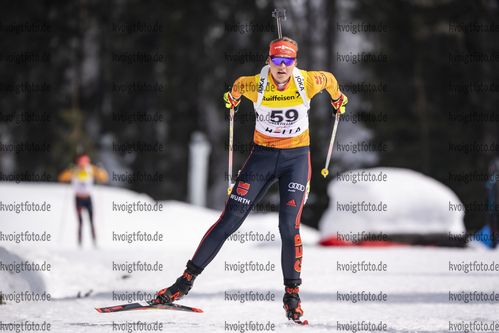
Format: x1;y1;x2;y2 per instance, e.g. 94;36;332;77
224;91;241;112
331;93;348;115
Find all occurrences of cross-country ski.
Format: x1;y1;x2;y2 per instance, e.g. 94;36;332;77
95;301;203;313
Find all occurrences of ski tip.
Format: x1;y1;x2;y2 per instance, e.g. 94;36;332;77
193;308;204;313
293;319;308;325
95;308;103;313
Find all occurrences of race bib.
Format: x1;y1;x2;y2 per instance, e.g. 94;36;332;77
254;104;309;138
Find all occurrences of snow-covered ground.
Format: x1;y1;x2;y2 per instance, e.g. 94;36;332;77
1;182;498;333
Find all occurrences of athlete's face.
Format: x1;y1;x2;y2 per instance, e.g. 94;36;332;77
268;56;297;84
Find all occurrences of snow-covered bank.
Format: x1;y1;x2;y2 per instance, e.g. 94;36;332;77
0;183;319;251
1;182;498;333
319;168;466;243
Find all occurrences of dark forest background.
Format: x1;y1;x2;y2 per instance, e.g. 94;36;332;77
1;0;498;231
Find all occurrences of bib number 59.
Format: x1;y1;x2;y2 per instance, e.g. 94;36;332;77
270;109;298;123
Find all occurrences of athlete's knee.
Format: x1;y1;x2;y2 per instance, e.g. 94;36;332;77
279;218;300;247
209;213;244;240
279;211;300;229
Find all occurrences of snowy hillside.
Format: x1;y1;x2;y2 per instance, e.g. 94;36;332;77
1;182;498;333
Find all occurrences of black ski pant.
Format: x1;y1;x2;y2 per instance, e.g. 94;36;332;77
75;196;95;244
191;144;310;281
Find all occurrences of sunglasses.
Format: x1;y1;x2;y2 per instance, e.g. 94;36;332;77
270;56;296;66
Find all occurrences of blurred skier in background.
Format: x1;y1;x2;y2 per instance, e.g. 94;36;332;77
58;154;108;247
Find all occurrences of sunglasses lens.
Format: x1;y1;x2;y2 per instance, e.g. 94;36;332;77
271;57;295;66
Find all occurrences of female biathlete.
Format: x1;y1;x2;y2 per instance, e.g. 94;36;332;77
152;36;348;322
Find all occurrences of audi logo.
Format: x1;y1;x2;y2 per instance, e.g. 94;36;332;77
288;182;305;191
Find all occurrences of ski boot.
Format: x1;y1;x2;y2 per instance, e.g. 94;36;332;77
152;260;204;304
283;279;304;321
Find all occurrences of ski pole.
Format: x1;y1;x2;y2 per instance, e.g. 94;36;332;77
321;112;341;178
227;106;235;195
272;8;286;38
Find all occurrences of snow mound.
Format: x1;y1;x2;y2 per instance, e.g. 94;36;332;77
0;246;46;294
318;167;465;240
